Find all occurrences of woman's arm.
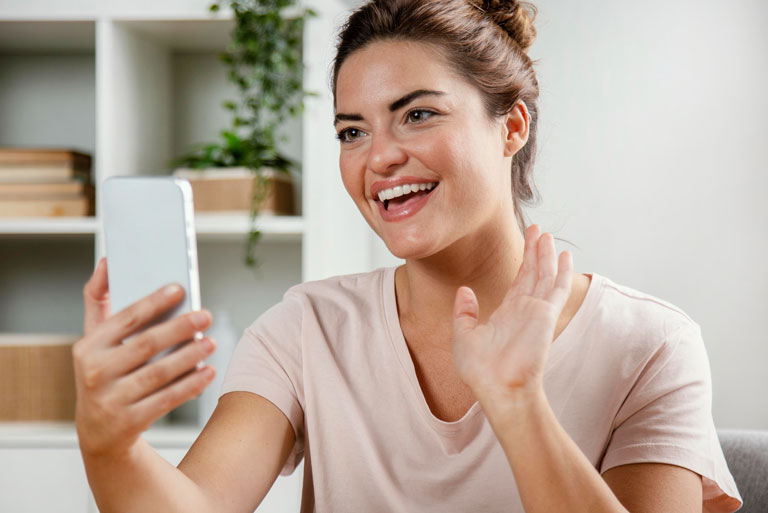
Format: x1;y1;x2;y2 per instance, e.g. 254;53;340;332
178;392;296;513
603;462;702;513
479;387;702;513
450;226;702;513
82;393;295;513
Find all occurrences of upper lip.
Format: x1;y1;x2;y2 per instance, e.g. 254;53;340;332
370;176;439;201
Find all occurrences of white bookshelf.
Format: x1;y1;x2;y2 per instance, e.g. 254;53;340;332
0;214;304;238
0;217;99;234
0;0;386;511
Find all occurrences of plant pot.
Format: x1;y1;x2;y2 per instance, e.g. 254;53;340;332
173;167;296;215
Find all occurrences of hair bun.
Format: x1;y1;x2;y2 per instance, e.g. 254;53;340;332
476;0;538;52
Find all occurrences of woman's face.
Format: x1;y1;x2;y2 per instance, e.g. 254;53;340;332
335;40;518;260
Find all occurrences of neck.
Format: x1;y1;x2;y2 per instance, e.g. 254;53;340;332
395;210;525;348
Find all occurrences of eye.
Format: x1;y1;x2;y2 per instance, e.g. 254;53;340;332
336;127;366;144
406;109;437;124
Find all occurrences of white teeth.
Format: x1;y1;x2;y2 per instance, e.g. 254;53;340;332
375;182;438;202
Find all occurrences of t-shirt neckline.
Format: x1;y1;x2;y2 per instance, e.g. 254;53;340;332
380;265;604;436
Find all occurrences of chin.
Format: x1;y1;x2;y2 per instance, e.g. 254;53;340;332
382;236;440;261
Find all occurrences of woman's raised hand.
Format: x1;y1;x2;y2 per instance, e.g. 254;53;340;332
74;257;217;458
450;225;573;403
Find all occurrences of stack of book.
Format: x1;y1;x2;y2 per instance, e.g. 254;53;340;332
0;148;95;217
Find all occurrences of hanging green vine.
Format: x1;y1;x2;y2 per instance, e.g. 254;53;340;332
205;0;316;267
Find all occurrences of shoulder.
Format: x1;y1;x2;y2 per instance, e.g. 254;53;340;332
249;267;391;334
594;273;699;332
588;273;705;367
283;266;389;310
592;273;700;337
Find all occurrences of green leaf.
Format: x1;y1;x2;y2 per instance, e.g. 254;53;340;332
221;130;241;147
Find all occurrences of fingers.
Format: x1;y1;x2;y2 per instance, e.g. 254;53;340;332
84;257;109;301
130;365;216;427
83;257;111;336
88;283;187;350
532;233;557;298
103;308;212;381
514;224;541;296
453;286;479;335
118;335;216;403
513;225;574;306
546;250;574;308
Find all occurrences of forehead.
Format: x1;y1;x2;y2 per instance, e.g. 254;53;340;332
335;40;473;111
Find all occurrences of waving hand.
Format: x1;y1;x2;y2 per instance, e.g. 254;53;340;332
451;225;573;402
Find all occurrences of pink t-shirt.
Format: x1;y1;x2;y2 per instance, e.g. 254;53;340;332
220;266;743;512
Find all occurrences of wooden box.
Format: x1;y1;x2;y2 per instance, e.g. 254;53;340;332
173;167;295;215
0;334;79;421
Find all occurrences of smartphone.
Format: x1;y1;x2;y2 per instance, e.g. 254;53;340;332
102;176;202;353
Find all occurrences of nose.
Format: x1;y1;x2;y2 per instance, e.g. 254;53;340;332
365;129;407;175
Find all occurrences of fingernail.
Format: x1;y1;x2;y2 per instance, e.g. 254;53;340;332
190;309;210;328
164;284;182;296
201;337;216;353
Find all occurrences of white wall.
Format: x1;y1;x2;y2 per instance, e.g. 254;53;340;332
366;0;768;429
530;0;768;430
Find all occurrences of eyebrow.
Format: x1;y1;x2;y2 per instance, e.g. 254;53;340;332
333;89;446;126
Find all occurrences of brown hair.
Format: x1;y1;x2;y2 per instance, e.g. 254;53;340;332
332;0;541;232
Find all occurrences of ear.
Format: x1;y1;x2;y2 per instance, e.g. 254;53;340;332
502;100;530;157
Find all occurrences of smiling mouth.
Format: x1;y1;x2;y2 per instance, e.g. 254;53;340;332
381;183;439;211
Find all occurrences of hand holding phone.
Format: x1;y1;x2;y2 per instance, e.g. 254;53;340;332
72;176;215;457
75;257;216;458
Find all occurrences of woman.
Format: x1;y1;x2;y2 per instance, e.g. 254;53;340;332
74;1;743;512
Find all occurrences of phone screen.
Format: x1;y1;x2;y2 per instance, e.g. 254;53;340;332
102;176;201;343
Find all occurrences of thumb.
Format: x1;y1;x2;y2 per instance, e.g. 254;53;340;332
453;286;479;335
83;257;112;335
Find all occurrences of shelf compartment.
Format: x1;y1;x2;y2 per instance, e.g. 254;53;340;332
115;19;233;52
98;18;303;215
0;237;94;333
0;21;95;53
0;20;96;160
0;52;96;157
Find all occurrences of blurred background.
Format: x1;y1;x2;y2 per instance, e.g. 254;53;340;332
0;0;765;511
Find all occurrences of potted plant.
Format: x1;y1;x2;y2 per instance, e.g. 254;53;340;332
174;0;315;267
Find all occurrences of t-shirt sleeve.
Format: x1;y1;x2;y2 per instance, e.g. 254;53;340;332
599;321;743;513
219;291;305;476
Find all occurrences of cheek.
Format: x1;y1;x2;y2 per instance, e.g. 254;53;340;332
339;153;361;198
409;131;463;175
411;128;488;187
